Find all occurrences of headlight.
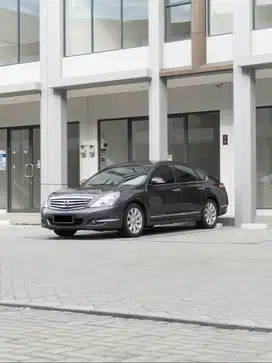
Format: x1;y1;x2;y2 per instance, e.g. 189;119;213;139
42;197;50;209
90;192;120;208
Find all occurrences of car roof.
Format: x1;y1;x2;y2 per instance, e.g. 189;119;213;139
101;160;204;171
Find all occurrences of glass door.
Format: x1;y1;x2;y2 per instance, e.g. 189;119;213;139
9;127;40;212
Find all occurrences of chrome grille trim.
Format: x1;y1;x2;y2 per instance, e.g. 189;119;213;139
49;197;92;210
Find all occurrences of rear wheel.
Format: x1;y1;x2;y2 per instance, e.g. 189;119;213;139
122;203;145;237
196;199;218;229
54;230;77;238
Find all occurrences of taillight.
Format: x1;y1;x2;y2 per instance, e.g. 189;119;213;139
218;183;225;190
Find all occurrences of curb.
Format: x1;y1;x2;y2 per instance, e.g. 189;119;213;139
1;301;272;333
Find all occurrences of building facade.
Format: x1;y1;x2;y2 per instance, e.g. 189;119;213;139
0;0;271;226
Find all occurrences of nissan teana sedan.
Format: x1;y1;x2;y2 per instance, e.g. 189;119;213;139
41;161;228;238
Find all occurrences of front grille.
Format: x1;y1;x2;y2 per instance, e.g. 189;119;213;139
50;197;91;210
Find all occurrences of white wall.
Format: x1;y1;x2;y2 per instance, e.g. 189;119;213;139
163;41;191;68
206;34;233;64
252;29;272;55
62;47;149;78
0;62;40;86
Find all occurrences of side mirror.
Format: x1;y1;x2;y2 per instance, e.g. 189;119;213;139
79;179;87;186
150;177;165;185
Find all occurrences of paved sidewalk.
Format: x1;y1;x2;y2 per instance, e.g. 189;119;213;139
1;307;272;362
1;226;272;329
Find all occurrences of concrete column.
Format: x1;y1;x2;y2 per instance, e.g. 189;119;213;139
148;0;168;161
40;0;68;203
191;0;206;69
233;0;256;226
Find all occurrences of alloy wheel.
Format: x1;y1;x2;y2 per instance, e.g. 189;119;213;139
204;202;217;226
127;207;143;235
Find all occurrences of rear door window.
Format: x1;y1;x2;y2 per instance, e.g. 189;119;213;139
174;165;198;183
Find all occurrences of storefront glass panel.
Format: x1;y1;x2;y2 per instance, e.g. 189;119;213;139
257;107;272;209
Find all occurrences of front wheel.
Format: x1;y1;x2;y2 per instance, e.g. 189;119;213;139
196;199;218;229
122;203;145;237
54;229;77;238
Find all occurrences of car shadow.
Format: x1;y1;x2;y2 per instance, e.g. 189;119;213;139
47;223;197;241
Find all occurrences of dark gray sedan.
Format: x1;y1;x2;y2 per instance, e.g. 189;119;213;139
41;161;228;238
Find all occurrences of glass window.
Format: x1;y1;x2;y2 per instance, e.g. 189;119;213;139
151;165;175;184
168;116;185;161
99;119;128;169
165;0;191;42
84;165;151;187
188;112;220;178
19;0;39;62
256;107;272;209
174;164;198;183
132;119;149;162
68;122;80;188
208;0;233;36
0;0;18;65
254;0;272;30
123;0;148;48
93;0;121;52
65;0;92;56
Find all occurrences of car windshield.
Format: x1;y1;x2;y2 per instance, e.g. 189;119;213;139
83;165;152;187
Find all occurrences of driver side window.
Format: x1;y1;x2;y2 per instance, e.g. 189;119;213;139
150;165;175;185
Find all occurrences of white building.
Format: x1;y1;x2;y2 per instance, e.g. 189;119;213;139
0;0;271;227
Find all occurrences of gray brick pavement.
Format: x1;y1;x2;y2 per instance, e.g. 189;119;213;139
1;307;272;362
1;226;272;329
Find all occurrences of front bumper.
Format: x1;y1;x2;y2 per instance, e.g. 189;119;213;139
41;206;124;231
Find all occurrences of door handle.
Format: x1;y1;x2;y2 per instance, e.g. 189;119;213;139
198;187;205;191
29;164;34;178
25;164;34;178
173;188;181;192
24;164;31;178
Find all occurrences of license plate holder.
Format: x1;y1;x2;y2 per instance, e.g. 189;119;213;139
53;215;74;224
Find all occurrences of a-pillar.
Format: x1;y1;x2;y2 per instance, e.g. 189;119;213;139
148;0;168;161
40;0;68;203
233;0;256;227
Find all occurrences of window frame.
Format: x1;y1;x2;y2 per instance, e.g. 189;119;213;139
0;0;40;67
206;0;233;37
63;0;149;57
165;0;192;42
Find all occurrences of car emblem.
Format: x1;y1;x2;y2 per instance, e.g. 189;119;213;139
63;200;70;207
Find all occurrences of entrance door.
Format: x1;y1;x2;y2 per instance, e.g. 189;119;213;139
9;127;40;212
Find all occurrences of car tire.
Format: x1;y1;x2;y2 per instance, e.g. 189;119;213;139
196;199;218;229
54;230;77;238
122;203;145;238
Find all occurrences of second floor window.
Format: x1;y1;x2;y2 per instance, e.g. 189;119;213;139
0;0;40;66
254;0;272;30
65;0;148;57
208;0;233;36
165;0;192;42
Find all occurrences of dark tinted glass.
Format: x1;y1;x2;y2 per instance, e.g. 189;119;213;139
151;165;175;184
84;165;151;186
174;165;197;183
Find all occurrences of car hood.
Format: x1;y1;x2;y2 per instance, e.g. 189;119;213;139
49;184;134;198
